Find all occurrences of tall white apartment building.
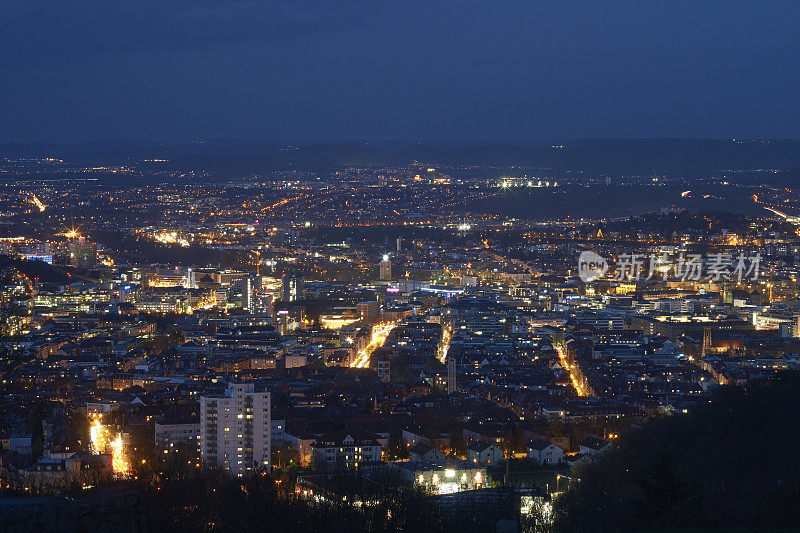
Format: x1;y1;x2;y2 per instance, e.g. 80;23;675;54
200;382;271;476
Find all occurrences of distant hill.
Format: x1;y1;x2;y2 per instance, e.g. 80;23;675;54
172;143;392;175
0;254;75;284
3;139;800;179
168;139;800;177
0;139;286;165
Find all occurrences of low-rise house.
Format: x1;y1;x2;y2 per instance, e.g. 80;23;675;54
284;429;317;466
466;441;503;466
463;425;506;446
527;439;564;465
26;451;113;490
579;436;612;456
409;443;445;462
7;434;33;457
402;428;429;447
565;453;592;468
311;429;383;468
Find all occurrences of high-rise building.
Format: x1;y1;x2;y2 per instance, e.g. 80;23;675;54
200;382;271;476
242;277;255;312
396;237;402;252
282;272;303;302
256;292;273;315
231;276;256;311
447;357;457;394
379;255;392;281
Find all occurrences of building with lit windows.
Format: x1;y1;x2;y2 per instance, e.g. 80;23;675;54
281;272;303;302
467;441;504;466
379;255;392;281
356;300;381;324
527;439;564;465
200;382;271;475
376;355;391;383
392;459;487;495
310;429;383;468
232;276;255;311
65;237;98;268
155;419;201;453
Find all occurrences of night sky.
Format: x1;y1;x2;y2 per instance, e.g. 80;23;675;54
3;0;800;142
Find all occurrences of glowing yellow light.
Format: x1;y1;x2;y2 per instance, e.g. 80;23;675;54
89;416;129;476
556;344;587;397
350;321;399;368
30;195;46;212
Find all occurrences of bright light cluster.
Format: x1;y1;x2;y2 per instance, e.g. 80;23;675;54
152;231;190;247
351;321;398;368
89;415;129;476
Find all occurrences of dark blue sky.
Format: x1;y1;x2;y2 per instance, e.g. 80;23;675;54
3;0;800;142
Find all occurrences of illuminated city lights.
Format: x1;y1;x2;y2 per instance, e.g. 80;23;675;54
351;321;398;369
556;344;587;397
89;416;129;476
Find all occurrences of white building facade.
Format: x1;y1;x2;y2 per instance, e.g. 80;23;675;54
200;382;271;476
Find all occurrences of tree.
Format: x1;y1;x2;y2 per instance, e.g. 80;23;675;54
550;371;800;532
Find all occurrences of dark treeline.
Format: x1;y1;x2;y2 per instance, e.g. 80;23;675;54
140;467;520;533
549;372;800;532
0;253;81;284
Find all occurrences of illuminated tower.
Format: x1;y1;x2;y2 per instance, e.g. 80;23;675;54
379;255;392;281
701;327;711;358
243;277;255;312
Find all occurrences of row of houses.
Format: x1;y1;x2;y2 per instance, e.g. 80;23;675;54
409;436;613;468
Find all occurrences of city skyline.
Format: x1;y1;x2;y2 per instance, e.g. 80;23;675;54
3;2;800;531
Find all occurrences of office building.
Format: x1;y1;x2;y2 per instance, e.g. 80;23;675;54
356;301;381;324
282;272;303;302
